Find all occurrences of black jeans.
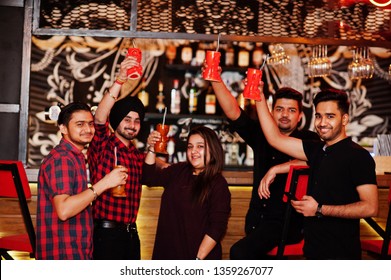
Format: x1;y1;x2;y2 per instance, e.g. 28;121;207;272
93;220;141;260
230;220;303;260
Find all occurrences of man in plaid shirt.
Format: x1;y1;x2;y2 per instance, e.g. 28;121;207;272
36;102;128;259
87;56;147;259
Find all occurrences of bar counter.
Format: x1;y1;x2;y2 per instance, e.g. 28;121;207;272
1;170;389;260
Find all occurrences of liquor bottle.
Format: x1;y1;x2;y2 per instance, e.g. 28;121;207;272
181;44;193;65
167;137;175;163
225;43;235;66
156;81;166;113
137;78;149;109
195;43;206;66
227;142;239;165
170;79;181;114
188;79;198;114
165;45;177;64
245;144;254;166
238;47;250;68
252;43;264;68
205;86;216;115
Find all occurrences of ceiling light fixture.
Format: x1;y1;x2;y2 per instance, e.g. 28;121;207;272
369;0;391;7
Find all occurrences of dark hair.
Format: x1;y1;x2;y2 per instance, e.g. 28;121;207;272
57;102;92;126
272;87;303;112
188;126;224;205
313;88;350;115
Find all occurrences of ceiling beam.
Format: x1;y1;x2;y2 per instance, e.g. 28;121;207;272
32;28;391;48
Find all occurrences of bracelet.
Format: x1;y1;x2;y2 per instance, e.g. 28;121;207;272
115;77;127;85
89;186;98;201
107;90;117;101
147;148;156;154
115;79;125;86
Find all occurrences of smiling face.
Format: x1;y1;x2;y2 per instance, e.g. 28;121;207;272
272;98;302;135
59;110;95;151
314;100;348;146
187;133;209;175
115;111;141;142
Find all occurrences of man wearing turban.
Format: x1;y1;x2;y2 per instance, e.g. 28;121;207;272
87;56;146;260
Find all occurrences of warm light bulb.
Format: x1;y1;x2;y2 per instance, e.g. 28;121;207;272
369;0;391;7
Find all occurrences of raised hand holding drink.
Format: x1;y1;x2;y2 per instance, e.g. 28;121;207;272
154;107;170;154
243;57;267;101
202;50;221;82
126;47;143;80
202;34;222;82
154;123;170;154
242;68;263;101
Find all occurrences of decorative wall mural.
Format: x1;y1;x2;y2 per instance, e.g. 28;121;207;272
28;37;165;166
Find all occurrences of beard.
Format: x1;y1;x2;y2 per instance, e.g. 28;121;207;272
117;127;138;141
316;124;342;142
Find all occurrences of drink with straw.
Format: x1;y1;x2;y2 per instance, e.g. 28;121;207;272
111;146;127;197
154;108;170;154
243;56;268;101
202;34;222;82
126;40;143;80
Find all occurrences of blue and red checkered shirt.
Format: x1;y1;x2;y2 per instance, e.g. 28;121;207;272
36;139;93;260
87;122;145;224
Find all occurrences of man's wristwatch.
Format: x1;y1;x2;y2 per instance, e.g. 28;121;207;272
316;203;323;218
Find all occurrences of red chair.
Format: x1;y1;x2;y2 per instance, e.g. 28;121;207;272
0;160;36;259
267;165;309;259
361;182;391;259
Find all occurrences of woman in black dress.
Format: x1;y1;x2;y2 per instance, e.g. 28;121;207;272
143;126;231;260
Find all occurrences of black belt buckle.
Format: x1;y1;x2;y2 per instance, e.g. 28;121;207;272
95;219;136;232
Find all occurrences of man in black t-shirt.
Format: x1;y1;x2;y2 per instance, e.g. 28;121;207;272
255;88;378;259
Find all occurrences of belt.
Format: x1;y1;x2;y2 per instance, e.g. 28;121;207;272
94;219;137;233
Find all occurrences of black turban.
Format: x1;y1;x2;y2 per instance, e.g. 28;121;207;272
109;95;145;131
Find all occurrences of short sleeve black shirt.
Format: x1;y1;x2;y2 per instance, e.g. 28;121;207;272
302;137;377;259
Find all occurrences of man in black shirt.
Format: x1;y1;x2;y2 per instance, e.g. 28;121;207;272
209;78;319;259
256;88;378;259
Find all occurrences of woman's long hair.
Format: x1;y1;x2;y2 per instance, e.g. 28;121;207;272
188;126;224;205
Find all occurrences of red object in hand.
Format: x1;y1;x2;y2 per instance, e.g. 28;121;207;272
126;48;143;80
202;51;221;82
243;68;263;101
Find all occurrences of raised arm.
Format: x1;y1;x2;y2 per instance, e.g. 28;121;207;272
94;56;140;124
208;78;241;121
143;130;170;169
255;91;307;161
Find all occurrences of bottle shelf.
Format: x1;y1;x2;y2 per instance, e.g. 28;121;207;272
165;63;246;73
